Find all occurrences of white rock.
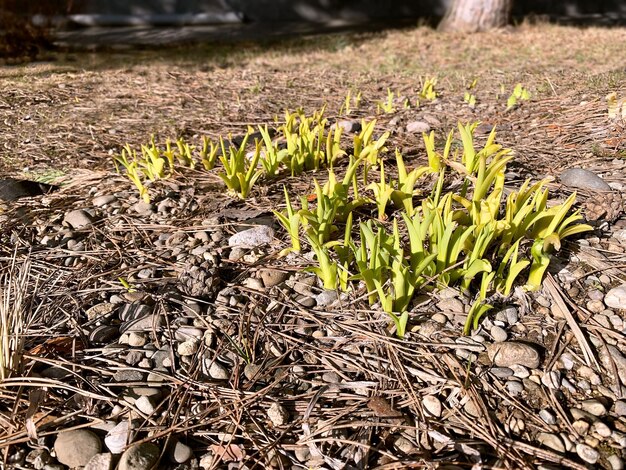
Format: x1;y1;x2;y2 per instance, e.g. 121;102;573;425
580;399;607;416
267;402;289;426
177;339;199;356
605;284;626;310
105;421;132;454
576;443;599;464
135;396;155;415
487;342;541;368
537;432;564;453
228;225;274;248
422;395;443;418
608;454;624;470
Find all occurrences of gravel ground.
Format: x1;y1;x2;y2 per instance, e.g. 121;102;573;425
0;22;625;470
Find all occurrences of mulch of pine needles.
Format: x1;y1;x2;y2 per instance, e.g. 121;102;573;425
0;21;625;469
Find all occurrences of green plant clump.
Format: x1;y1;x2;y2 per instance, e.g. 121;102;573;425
275;122;591;337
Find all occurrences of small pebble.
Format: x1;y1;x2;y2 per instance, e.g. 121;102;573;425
580;399;607;416
537;432;564;453
605;284;626;310
575;443;599;464
539;409;556;425
487;342;540;368
208;361;229;380
490;326;508;342
490;367;513;378
573;419;591;435
267;402;289;426
608;454;624;470
615;400;626;416
506;380;524;396
171;441;193;464
422;395;442;418
593;421;612;438
177;339;199;356
586;300;606;313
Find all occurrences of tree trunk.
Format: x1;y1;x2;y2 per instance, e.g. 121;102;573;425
438;0;512;32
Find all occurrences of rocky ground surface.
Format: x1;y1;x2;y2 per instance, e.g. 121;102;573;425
0;22;626;470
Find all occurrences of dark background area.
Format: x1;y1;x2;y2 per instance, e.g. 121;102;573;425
1;0;625;59
10;0;626;24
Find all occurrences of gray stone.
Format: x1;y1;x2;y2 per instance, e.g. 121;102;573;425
89;325;119;344
105;421;132;454
296;295;316;308
113;370;146;382
615;400;626;416
560;168;612;192
64;209;95;229
608;454;624;470
539;409;556;425
575;443;599;464
436;298;464;313
121;314;164;334
133;201;155;215
315;289;338;306
405;121;431;134
93;195;118;207
171;440;193;464
490;326;508;342
119;443;160;470
510;364;530;378
119;304;153;322
244;363;262;381
495;307;518;325
259;268;289;288
54;430;102;467
600;345;626;386
537;432;564;453
422;395;442;418
605;284;626;310
490;367;513;378
135;395;156;415
84;453;114;470
228;225;274;248
486;342;541;368
394;435;415;454
267;402;289;426
580;399;607;416
541;370;561;389
208;361;229;380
